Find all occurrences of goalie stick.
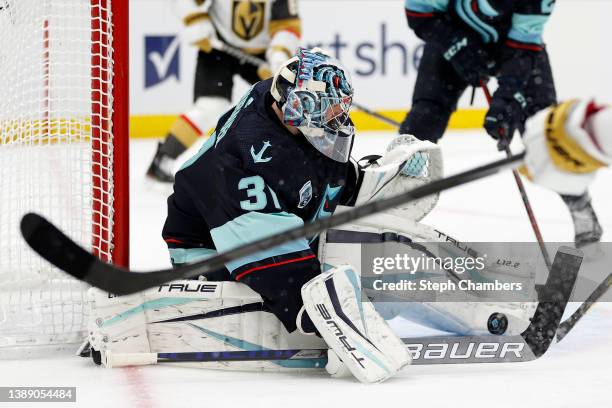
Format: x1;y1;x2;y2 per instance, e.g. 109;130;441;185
93;246;581;368
556;272;612;341
21;153;524;295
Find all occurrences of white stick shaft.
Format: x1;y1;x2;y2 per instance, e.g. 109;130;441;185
104;351;158;368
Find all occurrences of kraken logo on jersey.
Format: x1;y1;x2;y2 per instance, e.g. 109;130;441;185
232;1;266;41
298;181;313;209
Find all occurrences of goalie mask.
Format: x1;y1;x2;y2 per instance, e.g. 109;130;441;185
271;48;354;163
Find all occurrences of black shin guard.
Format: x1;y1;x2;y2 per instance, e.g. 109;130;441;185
159;134;188;159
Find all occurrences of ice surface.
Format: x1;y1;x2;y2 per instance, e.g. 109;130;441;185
1;131;609;407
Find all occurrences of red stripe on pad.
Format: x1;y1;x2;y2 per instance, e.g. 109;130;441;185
180;114;203;135
280;28;301;38
235;254;317;281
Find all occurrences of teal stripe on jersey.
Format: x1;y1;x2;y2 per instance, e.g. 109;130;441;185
169;247;217;265
210;212;311;272
477;0;499;17
182;85;255;170
508;14;549;45
180;131;217;170
456;0;498;43
405;0;449;13
215;86;255;148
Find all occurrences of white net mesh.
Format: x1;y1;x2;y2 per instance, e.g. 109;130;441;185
0;0;117;356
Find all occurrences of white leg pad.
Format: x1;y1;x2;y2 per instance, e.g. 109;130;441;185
88;281;326;372
318;211;537;336
183;96;230;135
301;265;411;383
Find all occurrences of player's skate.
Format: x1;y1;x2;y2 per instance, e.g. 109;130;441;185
146;142;176;183
561;193;603;248
301;265;411;383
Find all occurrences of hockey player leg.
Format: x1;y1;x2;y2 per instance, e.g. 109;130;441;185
561;193;603;248
147;96;230;182
301;265;411;383
517;50;603;248
400;100;452;143
522;97;611;247
399;44;466;141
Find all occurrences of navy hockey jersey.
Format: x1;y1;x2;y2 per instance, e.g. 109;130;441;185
162;78;354;330
405;0;555;51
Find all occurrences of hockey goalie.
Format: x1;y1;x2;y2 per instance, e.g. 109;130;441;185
84;48;611;383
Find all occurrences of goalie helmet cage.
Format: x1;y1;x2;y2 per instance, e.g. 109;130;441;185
0;0;129;357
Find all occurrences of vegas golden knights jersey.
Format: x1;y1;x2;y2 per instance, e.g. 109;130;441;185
179;0;301;53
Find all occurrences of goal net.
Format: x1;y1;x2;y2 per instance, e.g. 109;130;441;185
0;0;129;357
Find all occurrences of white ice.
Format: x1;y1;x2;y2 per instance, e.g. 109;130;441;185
1;130;610;408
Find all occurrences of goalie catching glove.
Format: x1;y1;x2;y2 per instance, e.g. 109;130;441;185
352;134;444;221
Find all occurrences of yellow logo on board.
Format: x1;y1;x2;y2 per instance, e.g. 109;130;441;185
232;1;266;41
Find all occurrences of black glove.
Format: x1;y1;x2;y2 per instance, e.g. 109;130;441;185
484;89;527;150
442;35;492;87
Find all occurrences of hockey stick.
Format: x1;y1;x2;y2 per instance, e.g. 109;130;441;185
103;349;327;369
210;39;268;69
480;82;553;271
21;152;524;296
96;246;581;368
556;272;612;341
351;103;404;128
210;41;404;129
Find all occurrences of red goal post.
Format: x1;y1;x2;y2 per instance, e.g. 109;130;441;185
91;0;130;267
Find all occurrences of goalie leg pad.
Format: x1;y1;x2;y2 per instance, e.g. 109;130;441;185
170;96;230;148
318;212;537;336
301;265;411;383
88;281;326;372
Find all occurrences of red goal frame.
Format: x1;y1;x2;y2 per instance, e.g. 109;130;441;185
91;0;129;268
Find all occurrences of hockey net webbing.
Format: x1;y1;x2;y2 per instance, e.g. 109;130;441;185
0;0;117;354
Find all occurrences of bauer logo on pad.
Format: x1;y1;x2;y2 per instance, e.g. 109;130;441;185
145;35;180;88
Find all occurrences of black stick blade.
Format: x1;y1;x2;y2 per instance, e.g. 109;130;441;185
20;212;96;281
20;213;181;295
521;246;582;357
